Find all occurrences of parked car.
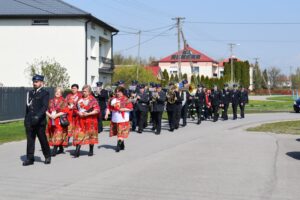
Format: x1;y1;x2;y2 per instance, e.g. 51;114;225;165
293;98;300;113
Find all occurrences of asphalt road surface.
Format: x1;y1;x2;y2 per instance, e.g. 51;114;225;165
0;113;300;200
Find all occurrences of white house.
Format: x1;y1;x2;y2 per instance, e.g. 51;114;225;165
158;45;222;80
0;0;118;87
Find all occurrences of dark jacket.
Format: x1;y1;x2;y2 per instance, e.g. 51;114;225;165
136;91;149;112
231;89;240;105
24;87;49;127
221;89;231;105
94;89;109;111
152;91;166;112
239;90;249;104
195;90;206;107
210;90;222;106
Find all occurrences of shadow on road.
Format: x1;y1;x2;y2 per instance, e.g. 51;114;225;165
98;144;116;151
296;139;300;142
286;152;300;160
20;155;43;162
65;149;90;156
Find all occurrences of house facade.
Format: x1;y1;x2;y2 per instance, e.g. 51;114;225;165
158;45;222;80
0;0;118;87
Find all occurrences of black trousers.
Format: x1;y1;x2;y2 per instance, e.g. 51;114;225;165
98;109;105;133
222;104;229;120
232;103;238;119
137;110;147;131
196;105;203;123
130;110;137;131
212;105;219;122
175;104;182;128
167;110;176;130
181;104;188;126
25;125;50;160
152;111;163;133
239;103;245;118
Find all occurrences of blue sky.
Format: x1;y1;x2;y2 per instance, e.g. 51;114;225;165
65;0;300;74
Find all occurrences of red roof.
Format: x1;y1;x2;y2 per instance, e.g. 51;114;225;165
144;66;160;77
159;45;217;63
219;57;241;67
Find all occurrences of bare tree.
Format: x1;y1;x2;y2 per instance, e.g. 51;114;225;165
267;67;281;89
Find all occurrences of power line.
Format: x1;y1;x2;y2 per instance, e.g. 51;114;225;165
186;21;300;25
116;25;176;53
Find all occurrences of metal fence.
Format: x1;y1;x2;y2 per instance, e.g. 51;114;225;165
0;87;54;122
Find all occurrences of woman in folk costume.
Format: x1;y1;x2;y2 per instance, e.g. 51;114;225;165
65;84;82;141
105;86;133;152
46;87;69;157
73;85;100;157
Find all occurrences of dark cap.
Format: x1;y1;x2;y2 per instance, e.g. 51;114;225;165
182;79;188;84
233;84;238;88
139;84;145;89
132;80;138;85
118;80;125;85
156;83;161;88
169;82;175;86
32;74;44;82
96;81;103;87
224;83;229;87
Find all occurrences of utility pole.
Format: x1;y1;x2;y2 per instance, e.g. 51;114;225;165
172;17;185;81
136;30;141;80
228;43;239;83
289;66;293;91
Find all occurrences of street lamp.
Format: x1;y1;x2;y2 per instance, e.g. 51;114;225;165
228;43;240;83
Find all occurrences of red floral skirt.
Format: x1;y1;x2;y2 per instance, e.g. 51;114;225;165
110;121;130;138
46;125;68;146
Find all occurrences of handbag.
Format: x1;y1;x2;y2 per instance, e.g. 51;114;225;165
60;114;70;127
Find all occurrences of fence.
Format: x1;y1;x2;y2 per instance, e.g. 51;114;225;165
0;87;54;122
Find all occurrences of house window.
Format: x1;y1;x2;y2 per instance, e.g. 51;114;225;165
91;23;96;30
90;36;97;59
192;66;199;74
32;19;49;25
170;70;178;74
104;29;108;35
220;71;224;77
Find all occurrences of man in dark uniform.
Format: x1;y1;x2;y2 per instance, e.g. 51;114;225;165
151;84;166;135
221;83;231;120
231;84;240;120
166;83;176;132
93;81;109;133
23;74;51;166
118;80;130;97
174;84;183;129
210;85;222;122
136;84;149;133
239;86;249;118
195;84;206;124
180;80;189;127
129;80;139;131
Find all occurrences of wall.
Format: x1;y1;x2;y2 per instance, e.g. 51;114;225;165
0;18;86;87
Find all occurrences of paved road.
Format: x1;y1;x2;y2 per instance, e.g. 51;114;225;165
249;95;290;101
0;113;300;200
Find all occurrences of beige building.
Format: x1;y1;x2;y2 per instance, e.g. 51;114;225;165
158;45;222;80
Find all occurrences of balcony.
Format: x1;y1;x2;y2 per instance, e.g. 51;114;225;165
99;57;115;74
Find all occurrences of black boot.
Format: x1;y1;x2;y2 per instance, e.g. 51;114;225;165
22;159;34;166
116;140;122;152
88;144;94;156
120;141;125;150
57;146;64;154
51;146;58;157
44;157;51;165
74;145;81;157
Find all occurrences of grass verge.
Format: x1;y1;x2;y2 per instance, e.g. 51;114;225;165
247;120;300;135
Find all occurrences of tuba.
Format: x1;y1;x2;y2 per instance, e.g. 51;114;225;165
166;85;177;104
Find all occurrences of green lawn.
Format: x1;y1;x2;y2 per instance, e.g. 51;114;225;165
266;95;294;102
0;121;26;144
247;120;300;135
245;100;293;113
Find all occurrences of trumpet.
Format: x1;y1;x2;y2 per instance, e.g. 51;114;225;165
166;85;177;104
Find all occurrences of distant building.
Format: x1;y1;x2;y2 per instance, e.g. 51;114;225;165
0;0;118;87
158;45;222;80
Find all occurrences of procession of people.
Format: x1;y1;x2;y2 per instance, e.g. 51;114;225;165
22;74;248;166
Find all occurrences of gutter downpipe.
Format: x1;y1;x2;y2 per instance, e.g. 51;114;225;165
111;31;118;83
85;19;91;85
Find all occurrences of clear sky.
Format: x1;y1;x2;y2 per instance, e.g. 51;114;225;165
65;0;300;74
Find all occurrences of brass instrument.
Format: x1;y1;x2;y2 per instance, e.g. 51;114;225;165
166;85;177;104
149;91;159;112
